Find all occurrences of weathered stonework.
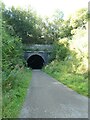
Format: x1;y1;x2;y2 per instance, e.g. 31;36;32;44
24;44;53;68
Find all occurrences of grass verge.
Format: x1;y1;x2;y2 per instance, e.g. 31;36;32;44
43;60;88;97
2;67;32;118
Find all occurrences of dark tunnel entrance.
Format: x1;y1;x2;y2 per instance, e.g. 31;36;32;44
27;55;45;69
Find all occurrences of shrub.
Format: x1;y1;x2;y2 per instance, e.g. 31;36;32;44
53;38;70;61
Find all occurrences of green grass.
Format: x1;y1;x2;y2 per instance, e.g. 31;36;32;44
2;67;32;118
43;60;88;97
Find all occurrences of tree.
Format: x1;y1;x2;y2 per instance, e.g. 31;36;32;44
40;10;65;43
70;8;88;29
2;6;43;44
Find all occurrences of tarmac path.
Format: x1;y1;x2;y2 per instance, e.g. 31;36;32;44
19;70;88;118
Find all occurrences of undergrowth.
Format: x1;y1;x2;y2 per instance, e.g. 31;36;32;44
2;67;32;118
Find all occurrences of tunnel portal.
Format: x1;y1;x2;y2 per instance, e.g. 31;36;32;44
27;55;45;69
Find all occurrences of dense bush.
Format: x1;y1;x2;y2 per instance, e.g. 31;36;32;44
53;38;70;61
69;25;88;74
2;22;23;74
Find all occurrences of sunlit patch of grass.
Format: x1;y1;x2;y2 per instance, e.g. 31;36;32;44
2;67;32;118
44;60;88;97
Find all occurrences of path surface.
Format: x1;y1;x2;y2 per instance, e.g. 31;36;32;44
19;70;88;118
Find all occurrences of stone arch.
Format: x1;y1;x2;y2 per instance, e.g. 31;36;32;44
27;54;45;69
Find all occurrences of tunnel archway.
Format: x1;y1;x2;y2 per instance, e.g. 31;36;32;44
27;54;45;69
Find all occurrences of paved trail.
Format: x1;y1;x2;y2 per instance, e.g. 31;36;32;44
19;70;88;118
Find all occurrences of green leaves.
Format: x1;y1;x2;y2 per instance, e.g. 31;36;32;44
2;5;88;44
70;8;88;29
2;22;23;75
2;6;43;44
53;38;70;61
